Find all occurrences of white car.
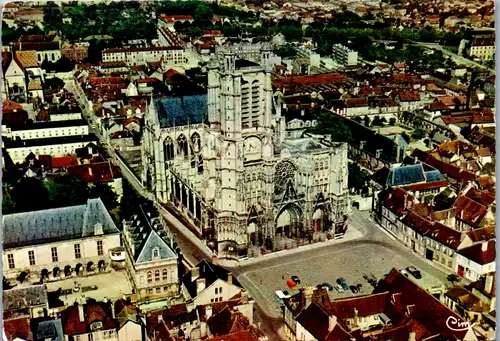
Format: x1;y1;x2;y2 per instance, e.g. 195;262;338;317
275;290;291;303
334;284;344;293
400;269;409;277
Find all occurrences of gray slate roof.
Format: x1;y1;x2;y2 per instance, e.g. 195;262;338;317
3;285;48;311
3;198;119;249
155;95;207;128
34;319;64;341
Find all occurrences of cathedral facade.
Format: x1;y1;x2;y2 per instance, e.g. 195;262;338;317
142;44;350;258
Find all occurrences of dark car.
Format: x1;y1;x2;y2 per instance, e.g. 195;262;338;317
291;276;301;284
283;290;290;296
349;285;358;294
406;266;422;279
337;277;349;290
357;284;363;293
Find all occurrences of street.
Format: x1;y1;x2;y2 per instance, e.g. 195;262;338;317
66;80;453;341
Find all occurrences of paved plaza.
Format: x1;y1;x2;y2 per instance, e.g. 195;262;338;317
46;270;133;306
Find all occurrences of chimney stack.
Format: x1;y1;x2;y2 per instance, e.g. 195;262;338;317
227;272;233;284
485;272;494;294
353;308;359;328
196;278;206;295
328;315;337;332
78;303;85;322
304;286;314;308
88;167;93;176
482;240;488;252
409;331;416;341
206;305;213;319
191;266;200;281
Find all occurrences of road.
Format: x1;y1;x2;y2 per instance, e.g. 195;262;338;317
412;41;494;72
65;81;213;267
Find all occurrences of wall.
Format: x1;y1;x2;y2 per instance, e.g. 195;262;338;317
193;279;242;306
118;320;143;341
295;321;318;341
3;234;120;280
9;125;89;140
351;195;372;211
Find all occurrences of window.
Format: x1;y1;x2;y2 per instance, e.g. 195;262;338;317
155;270;160;282
28;250;36;266
156;288;161;294
147;271;152;284
74;244;81;259
215;288;218;294
51;247;58;262
152;247;160;259
162;269;168;281
8;254;15;269
219;287;222;294
97;240;103;256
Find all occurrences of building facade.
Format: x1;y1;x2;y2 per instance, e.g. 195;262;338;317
2;198;121;284
101;46;186;67
332;44;358;66
142;44;350;258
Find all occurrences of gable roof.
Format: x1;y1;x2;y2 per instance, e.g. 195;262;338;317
374;268;469;340
61;301;118;336
31;318;64;341
155;95;208;128
181;259;242;298
3;198;119;249
135;230;177;264
15;50;38;69
457;240;496;265
3;285;48;312
3;317;32;341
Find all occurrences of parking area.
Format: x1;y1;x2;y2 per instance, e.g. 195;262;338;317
243;243;446;315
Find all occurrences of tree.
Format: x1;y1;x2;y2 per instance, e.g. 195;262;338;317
45;175;89;208
45;77;65;90
372;116;384;127
363;116;371;127
88;183;119;211
315;113;354;143
194;4;213;22
411;128;427;140
389;118;396;126
348;163;368;192
401;132;411;144
10;177;51;213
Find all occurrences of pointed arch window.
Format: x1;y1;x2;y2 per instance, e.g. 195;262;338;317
177;134;188;159
164;136;174;161
191;132;201;153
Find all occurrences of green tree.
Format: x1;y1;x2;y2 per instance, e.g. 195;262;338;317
411;128;427;140
389;118;396;126
447;274;459;285
315;113;354;143
45;77;65;90
372;116;384;127
194;4;213;22
2;186;16;214
10;177;51;213
348;163;368;191
88;183;118;211
45;175;89;208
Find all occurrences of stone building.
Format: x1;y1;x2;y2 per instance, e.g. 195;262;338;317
142;44;350;258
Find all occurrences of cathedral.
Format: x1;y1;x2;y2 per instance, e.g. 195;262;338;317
142;43;350;258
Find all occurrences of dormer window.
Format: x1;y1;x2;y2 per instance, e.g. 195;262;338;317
152;247;160;260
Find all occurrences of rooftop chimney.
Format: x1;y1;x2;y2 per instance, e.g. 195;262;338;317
78;303;85;322
304;286;314;308
191;266;200;281
211;256;218;265
196;278;206;295
88;167;93;176
206;305;213;319
353;308;359;328
485;273;494;294
227;272;233;284
409;331;416;341
481;240;488;252
328;315;337;332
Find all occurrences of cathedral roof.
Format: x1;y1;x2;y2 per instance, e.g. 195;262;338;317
155;95;207;128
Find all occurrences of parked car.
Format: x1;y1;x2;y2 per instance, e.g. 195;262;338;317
357;284;363;293
349;285;358;294
291;276;301;284
322;282;334;292
283;290;290;296
334;284;344;293
400;269;409;277
336;278;349;291
406;266;422;279
275;290;290;303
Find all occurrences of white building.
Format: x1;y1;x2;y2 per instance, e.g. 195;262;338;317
456;240;496;282
4;134;97;164
101;46;186;67
122;206;179;300
332;44;358;66
4;119;89;140
2;198;121;284
142;44;350;258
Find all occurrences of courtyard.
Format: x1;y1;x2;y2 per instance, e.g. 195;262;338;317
46;270;133;307
240;242;447;317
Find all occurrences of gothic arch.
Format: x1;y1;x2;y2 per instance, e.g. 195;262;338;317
275;204;302;239
274;161;297;195
164;136;174;161
177;134;188;159
181;185;188;207
191;132;201;152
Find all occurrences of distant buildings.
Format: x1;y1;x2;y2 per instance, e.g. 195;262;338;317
101;46;186;67
331;44;358;66
466;29;495;62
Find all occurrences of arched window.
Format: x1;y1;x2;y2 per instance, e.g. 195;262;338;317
197;155;204;174
164;136;174;161
155;270;160;282
162;269;168;281
177;134;188;159
191;132;201;153
147;271;152;284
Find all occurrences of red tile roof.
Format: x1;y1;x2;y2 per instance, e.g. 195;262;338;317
329;292;391;319
51;156;79;169
426;101;449;111
3;316;33;341
2;100;24;113
438;95;467;107
159;14;193;23
400;180;448;192
466;225;496;243
345;98;368;108
103;46;183;54
464;186;495;207
272;73;346;89
452;194;488;228
204;331;261;341
398;91;420;102
375;269;469;340
67;161;121;183
412;149;476;183
383;188;414;216
137;78;160;84
458;240;496;265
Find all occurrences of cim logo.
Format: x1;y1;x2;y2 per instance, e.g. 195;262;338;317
446;316;475;332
